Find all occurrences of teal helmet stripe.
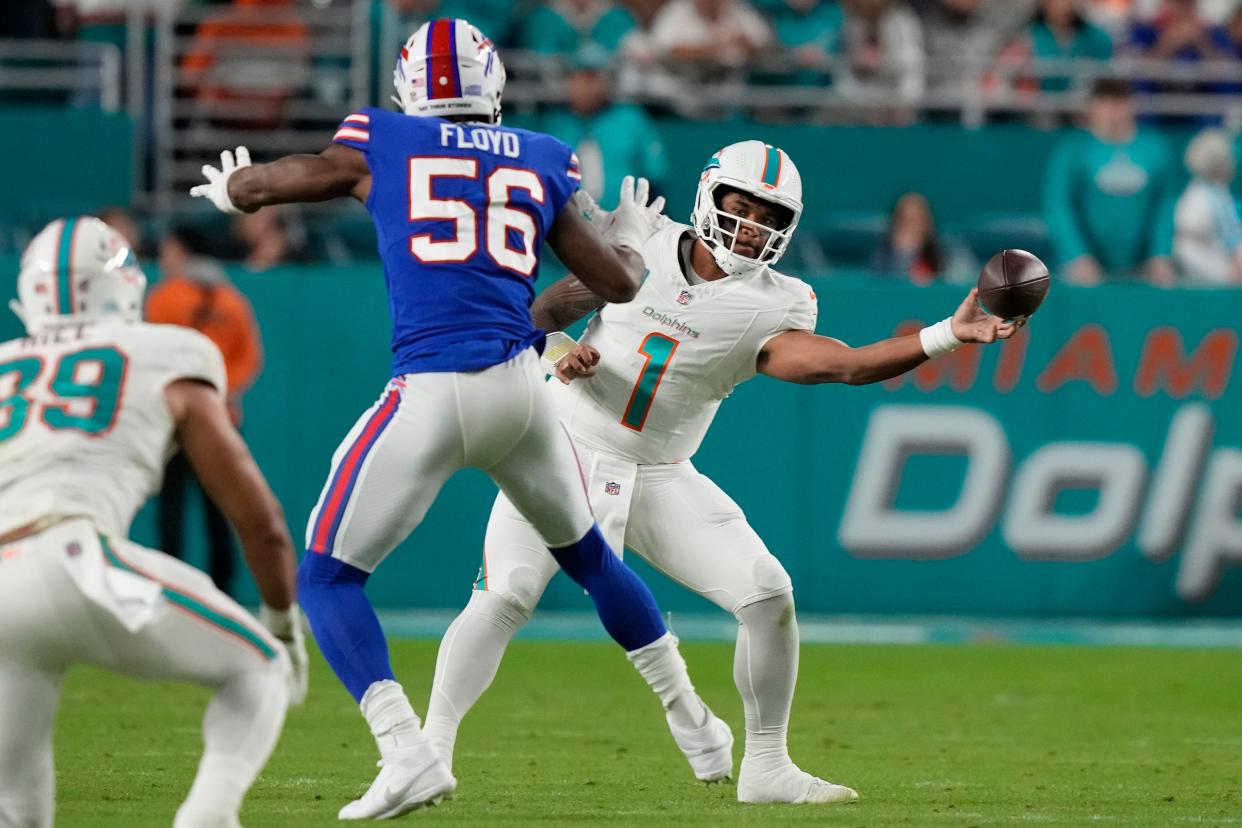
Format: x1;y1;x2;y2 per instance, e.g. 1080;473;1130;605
55;217;78;315
761;146;782;187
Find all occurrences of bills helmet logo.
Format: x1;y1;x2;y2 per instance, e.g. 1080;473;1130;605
604;481;622;496
677;290;692;305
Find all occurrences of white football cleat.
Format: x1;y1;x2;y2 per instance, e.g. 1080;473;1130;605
667;706;734;783
737;760;859;804
338;748;457;820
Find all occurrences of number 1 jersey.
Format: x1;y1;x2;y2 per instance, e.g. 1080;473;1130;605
0;321;226;538
333;108;581;376
545;222;819;465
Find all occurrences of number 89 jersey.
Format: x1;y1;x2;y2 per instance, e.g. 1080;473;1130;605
545;222;818;465
0;321;226;538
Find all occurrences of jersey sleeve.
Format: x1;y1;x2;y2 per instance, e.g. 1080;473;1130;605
755;281;819;362
332;108;376;153
543;138;582;219
139;325;229;399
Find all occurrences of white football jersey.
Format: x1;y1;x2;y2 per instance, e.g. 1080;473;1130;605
547;222;818;464
0;321;226;538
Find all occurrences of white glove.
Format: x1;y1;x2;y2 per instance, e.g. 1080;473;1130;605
189;147;251;214
570;189;611;230
260;603;308;705
604;176;667;254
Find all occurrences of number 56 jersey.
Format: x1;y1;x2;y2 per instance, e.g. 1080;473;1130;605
0;321;226;538
545;222;818;465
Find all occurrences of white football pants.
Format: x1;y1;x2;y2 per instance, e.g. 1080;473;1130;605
476;442;794;615
0;519;289;828
305;348;595;570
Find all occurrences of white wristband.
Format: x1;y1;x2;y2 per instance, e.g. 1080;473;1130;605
919;317;963;359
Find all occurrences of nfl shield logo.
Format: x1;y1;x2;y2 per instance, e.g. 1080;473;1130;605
677;290;692;305
604;481;622;496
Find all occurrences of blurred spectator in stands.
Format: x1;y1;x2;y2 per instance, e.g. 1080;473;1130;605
147;226;264;595
640;0;772;115
1128;0;1224;61
541;47;668;210
519;0;639;60
1210;3;1242;57
871;192;974;283
648;0;773;68
233;206;307;272
837;0;925;114
920;0;1003;96
1174;128;1242;283
96;206;144;257
181;0;310;130
1127;0;1232;112
770;0;845;77
872;193;944;282
1;0;58;39
1026;0;1115;91
1044;78;1177;285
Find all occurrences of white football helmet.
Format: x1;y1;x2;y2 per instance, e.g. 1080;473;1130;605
691;141;803;278
393;19;506;123
11;216;146;335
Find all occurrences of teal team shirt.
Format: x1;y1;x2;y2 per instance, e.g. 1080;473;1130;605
520;4;637;57
1027;20;1114;92
1044;129;1177;273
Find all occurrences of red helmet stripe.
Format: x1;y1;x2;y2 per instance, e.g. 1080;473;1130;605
426;19;462;100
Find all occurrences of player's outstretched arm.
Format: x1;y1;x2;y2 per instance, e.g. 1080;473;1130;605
165;378;309;701
759;287;1018;385
546;203;644;304
191;144;369;214
530;273;607;331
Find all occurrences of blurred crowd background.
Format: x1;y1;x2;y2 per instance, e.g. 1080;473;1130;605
2;0;1242;292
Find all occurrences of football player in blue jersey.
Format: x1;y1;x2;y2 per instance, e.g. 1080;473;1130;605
191;19;732;820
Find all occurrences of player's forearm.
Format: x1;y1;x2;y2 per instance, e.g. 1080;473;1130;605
227;154;356;211
236;517;297;610
775;335;928;385
530;275;607;332
833;336;929;385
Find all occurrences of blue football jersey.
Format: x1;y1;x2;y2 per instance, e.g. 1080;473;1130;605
333;108;582;375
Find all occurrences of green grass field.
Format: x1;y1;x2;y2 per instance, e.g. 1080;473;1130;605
55;640;1241;826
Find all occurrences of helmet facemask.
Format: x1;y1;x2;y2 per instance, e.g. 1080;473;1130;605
694;182;801;278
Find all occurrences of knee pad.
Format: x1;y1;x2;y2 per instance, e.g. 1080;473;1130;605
466;588;532;631
496;564;545;615
752;556;793;595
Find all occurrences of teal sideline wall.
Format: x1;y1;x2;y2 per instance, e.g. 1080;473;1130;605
4;262;1242;619
0;109;132;222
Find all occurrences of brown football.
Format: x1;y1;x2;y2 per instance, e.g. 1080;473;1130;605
977;249;1051;320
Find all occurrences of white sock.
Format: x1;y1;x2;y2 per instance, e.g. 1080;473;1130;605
626;632;708;730
360;680;427;756
424;590;529;767
176;667;288;825
734;594;798;769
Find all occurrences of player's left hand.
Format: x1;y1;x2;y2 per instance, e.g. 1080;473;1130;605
190;147;251;214
554;344;601;384
950;288;1020;344
260;603;309;705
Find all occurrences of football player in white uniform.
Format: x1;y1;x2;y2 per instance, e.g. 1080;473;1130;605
422;141;1019;805
0;217;308;828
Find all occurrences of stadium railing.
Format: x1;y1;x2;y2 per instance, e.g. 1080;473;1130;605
0;38;121;111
